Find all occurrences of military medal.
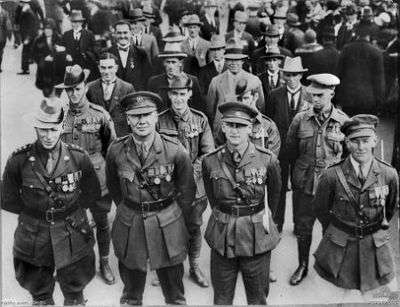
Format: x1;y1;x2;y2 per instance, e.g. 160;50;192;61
165;174;171;182
62;185;69;192
257;177;263;184
64;156;70;161
154;177;161;185
28;156;36;162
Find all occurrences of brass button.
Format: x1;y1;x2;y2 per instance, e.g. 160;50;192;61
236;198;241;203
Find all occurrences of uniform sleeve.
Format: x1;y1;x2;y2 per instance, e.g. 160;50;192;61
1;155;23;214
199;118;215;157
78;152;101;208
267;154;281;216
202;157;217;208
386;167;399;222
255;78;265;115
267;121;281;156
207;78;218;126
313;169;334;232
100;111;117;156
105;145;122;206
286;114;301;162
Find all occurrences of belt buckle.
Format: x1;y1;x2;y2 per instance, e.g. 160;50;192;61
231;206;240;217
354;226;364;238
45;208;55;223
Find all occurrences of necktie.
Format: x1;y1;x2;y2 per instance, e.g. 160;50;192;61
290;92;296;110
138;143;148;164
135;36;139;46
46;152;54;174
118;46;129;52
358;164;366;185
269;75;274;87
232;151;241;165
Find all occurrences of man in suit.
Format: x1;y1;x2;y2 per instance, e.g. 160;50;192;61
147;42;205;114
182;14;211;68
207;39;265;142
252;24;293;76
108;20;151;91
143;6;163;49
200;0;219;41
129;8;159;65
61;10;95;70
0;0;12;73
258;46;285;100
199;35;226;96
225;11;256;64
87;52;135;137
336;4;358;50
335;23;385;116
267;57;309;233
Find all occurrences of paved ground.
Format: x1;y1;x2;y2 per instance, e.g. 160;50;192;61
1;44;399;306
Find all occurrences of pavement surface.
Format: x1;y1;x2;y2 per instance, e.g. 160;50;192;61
1;44;399;306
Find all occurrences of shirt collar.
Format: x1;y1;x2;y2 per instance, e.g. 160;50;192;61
350;155;373;177
172;107;191;122
102;78;117;85
69;98;90;115
132;133;155;152
287;85;302;94
226;141;249;157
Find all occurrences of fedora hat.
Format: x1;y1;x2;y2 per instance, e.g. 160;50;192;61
261;46;284;61
162;30;185;43
234;11;248;23
143;6;155;19
287;13;301;26
70;10;85;22
209;35;226;50
184;14;203;26
158;42;187;59
55;65;90;89
224;38;247;60
129;8;146;22
280;57;308;73
23;97;65;129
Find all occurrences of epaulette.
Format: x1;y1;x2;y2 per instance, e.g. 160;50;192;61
376;157;395;169
254;145;272;155
112;135;130;146
160;133;180;145
12;143;33;156
203;145;225;158
158;109;169;117
327;159;345;168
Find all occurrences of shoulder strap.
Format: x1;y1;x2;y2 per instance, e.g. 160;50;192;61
334;166;358;206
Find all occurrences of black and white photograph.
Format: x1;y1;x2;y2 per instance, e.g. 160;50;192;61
1;0;400;306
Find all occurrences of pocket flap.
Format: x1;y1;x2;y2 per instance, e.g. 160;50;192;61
326;224;349;247
297;129;314;138
157;202;182;227
372;229;390;248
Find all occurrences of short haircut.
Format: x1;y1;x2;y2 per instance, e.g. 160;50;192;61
114;20;131;30
98;52;119;64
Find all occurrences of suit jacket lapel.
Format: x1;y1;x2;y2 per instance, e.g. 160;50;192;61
109;79;122;113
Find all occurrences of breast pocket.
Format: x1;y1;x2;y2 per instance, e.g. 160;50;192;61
297;129;315;154
210;170;230;195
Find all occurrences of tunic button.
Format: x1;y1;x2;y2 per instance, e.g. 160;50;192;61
235;169;239;173
236;198;242;203
360;220;364;225
29;185;34;188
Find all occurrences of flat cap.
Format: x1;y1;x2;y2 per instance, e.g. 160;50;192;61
342;114;379;139
121;91;161;115
219;102;258;125
307;73;340;93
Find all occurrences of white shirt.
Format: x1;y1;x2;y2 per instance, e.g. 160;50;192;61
132;32;143;46
350;155;373;179
267;70;279;87
188;37;199;51
117;44;129;68
73;29;82;41
102;79;116;101
287;86;302;109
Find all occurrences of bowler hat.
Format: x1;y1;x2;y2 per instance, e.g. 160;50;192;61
280;57;308;73
219;102;258;125
121;91;161;115
55;65;90;89
23;97;65;129
70;10;85;22
209;35;226;50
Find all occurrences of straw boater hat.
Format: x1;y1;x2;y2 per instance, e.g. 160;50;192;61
55;65;90;89
280;57;308;73
224;38;247;60
209;35;226;50
70;10;86;22
23;97;65;129
143;6;155;19
183;14;203;27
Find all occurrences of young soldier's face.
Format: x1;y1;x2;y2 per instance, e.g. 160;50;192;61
127;111;158;138
35;126;63;150
346;135;377;164
66;82;87;105
168;88;192;115
222;122;252;146
309;89;334;112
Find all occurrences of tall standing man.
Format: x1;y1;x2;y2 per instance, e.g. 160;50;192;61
157;74;215;288
313;114;399;300
202;102;281;304
1;97;100;305
106;91;196;305
87;52;135;137
286;73;349;286
56;64;117;285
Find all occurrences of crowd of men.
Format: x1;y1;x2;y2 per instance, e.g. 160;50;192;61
1;0;400;306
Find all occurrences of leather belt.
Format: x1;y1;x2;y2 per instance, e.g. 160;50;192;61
124;197;173;213
217;201;264;217
23;206;79;223
330;214;382;238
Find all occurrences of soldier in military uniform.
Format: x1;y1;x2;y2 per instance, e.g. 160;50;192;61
56;64;117;285
106;91;196;305
286;73;349;286
1;97;101;305
156;74;215;288
216;78;281;157
313;114;399;300
202;102;282;304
